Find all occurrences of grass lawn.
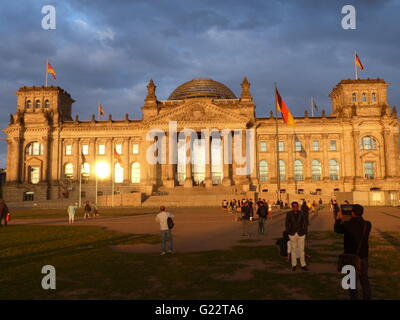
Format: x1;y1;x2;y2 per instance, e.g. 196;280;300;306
9;207;159;220
0;225;398;300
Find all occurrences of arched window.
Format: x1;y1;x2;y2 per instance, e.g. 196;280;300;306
362;93;367;102
45;100;50;108
81;163;90;177
26;142;43;155
352;93;357;102
279;160;286;181
294;160;304;181
115;162;124;183
360;136;377;150
372;93;377;102
26;100;32;108
35;100;41;108
131;162;140;183
259;160;268;182
311;160;322;181
64;163;73;178
329;160;339;180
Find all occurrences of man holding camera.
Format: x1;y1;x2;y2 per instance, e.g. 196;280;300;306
334;204;372;300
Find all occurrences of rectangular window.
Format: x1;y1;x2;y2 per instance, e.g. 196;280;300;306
82;144;89;155
30;167;40;184
65;145;72;155
312;141;319;151
330;140;337;151
278;141;284;152
132;144;139;154
295;141;302;152
364;162;375;179
115;144;122;154
23;191;34;201
260;142;267;152
98;144;106;155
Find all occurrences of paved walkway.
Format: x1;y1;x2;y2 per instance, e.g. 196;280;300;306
13;206;400;253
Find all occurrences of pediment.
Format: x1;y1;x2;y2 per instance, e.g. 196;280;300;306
360;150;379;159
145;102;249;126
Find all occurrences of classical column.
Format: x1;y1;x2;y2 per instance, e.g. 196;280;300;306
241;129;251;187
304;135;311;181
383;129;393;178
8;138;22;183
287;136;294;182
222;131;232;186
204;134;212;188
250;130;259;187
41;135;49;182
322;134;329;180
123;137;129;183
352;131;361;179
184;135;193;188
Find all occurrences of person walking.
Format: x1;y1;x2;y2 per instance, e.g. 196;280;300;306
92;203;99;217
83;201;91;219
334;204;372;300
241;200;251;236
256;201;268;234
332;200;340;220
155;206;174;255
67;202;78;224
285;201;309;271
0;200;10;227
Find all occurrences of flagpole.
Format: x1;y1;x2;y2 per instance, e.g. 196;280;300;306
112;145;114;207
274;82;281;203
79;162;82;208
354;51;358;80
97;103;100;121
311;96;314;117
45;59;48;87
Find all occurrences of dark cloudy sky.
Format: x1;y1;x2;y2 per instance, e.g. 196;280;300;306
1;0;399;167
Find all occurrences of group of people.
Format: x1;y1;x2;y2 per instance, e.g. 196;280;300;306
67;201;99;224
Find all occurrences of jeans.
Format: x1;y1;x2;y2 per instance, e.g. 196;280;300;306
161;229;173;252
349;258;372;300
289;233;306;267
258;217;266;234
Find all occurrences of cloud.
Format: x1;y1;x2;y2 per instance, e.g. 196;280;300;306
0;0;399;168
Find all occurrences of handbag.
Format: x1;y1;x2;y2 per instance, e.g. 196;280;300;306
5;213;11;223
337;222;367;273
167;217;174;229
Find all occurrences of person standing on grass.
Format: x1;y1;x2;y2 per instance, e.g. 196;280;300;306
0;200;10;227
241;200;251;236
256;201;268;235
334;204;372;300
285;201;309;271
67;202;78;224
156;206;174;255
83;201;91;219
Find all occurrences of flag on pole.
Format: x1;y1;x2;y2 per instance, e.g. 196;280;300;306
312;97;319;113
114;148;122;164
275;88;295;126
98;104;105;116
47;62;57;80
355;53;364;70
81;151;86;163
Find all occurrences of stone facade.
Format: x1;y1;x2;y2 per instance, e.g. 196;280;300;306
2;78;399;203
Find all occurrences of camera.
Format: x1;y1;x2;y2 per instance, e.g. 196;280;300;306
340;204;354;216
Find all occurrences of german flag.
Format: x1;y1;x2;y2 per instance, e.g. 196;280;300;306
98;104;105;116
47;62;57;80
81;151;86;163
275;88;295;127
114;147;122;164
355;54;364;70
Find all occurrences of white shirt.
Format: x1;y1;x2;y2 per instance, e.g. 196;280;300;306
156;211;174;231
68;205;78;215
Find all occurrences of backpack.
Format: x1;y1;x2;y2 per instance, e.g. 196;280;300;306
167;217;174;229
258;206;267;218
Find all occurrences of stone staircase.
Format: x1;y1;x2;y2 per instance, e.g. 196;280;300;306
141;185;254;207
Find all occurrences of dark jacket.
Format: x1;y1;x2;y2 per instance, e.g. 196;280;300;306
0;200;9;218
285;210;309;236
241;205;251;220
256;205;268;218
334;217;371;258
